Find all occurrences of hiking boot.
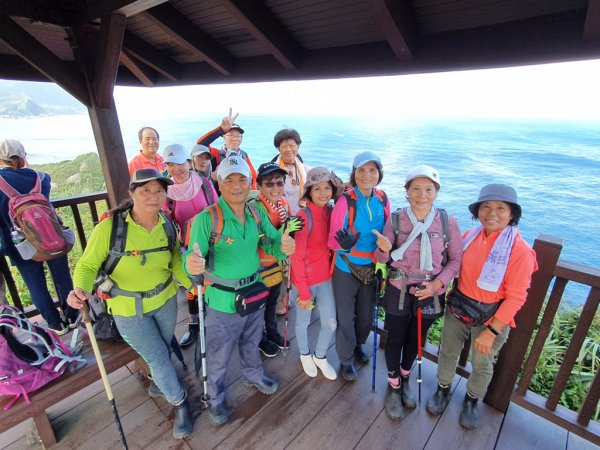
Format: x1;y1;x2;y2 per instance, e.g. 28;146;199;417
459;393;480;430
354;344;369;363
426;384;451;416
244;375;279;395
148;381;164;399
384;384;405;421
312;354;337;380
179;324;199;348
172;395;193;439
47;320;69;336
341;364;358;381
269;333;288;350
300;353;318;377
208;401;229;426
400;374;416;409
259;339;279;358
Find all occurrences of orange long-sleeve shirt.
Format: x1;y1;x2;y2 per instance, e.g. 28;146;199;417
458;227;538;328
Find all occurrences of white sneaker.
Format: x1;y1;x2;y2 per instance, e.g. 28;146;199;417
300;354;317;377
312;354;337;380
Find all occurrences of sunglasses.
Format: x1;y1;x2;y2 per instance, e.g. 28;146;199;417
264;180;285;188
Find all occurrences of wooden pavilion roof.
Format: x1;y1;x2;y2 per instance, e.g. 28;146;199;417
1;0;600;91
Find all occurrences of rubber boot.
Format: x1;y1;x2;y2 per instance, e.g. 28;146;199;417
400;374;416;409
384;384;405;420
172;394;193;439
426;384;451;416
179;323;199;348
459;393;480;430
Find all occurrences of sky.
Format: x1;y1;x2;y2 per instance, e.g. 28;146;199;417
110;58;600;122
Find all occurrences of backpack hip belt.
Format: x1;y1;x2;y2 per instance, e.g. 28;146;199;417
108;276;173;318
204;271;259;293
388;268;442;314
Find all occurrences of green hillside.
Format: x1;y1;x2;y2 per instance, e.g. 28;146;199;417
33;152;106;197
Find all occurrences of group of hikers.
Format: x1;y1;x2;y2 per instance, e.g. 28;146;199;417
0;110;537;440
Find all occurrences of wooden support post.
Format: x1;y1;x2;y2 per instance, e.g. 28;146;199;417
32;412;57;448
484;234;564;412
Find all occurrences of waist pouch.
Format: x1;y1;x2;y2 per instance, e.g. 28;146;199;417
446;287;502;326
340;254;375;285
88;295;122;341
234;282;269;317
259;263;283;288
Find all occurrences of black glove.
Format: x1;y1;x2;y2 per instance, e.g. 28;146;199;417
335;229;361;251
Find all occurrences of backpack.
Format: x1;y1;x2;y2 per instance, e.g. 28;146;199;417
0;171;73;262
391;207;451;265
0;305;83;410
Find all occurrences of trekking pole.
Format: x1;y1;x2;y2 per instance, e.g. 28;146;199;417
372;262;387;393
81;302;129;450
283;258;291;355
193;278;209;408
417;306;423;406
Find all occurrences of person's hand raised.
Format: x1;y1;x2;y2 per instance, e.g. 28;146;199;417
372;229;392;252
220;107;239;132
186;243;206;276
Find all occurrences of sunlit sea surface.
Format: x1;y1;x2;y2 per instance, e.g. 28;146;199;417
3;114;599;305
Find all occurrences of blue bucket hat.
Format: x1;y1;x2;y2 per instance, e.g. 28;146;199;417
352;151;382;170
468;183;522;217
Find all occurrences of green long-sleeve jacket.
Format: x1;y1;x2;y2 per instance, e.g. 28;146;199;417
183;197;286;313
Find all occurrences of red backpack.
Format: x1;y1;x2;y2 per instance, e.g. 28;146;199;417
0;172;74;262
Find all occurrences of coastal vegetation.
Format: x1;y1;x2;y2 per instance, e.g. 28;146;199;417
5;153;597;422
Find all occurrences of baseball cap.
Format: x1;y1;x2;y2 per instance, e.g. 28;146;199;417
352;151;382;170
130;168;173;189
257;162;287;178
227;123;244;134
190;144;211;158
405;164;441;188
0;138;26;160
162;144;189;164
217;156;251;179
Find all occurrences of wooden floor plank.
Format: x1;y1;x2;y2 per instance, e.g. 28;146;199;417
355;358;462;450
424;377;504;449
496;402;568;450
567;432;600;450
0;419;43;450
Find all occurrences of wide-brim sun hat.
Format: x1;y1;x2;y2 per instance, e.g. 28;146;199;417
162;144;189;164
468;183;522;217
0;138;26;160
352;151;382;170
302;167;345;201
257;161;288;178
405;164;441;188
217;155;251;179
190;144;211;158
130;168;173;189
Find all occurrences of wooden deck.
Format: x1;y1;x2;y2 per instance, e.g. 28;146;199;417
1;297;597;450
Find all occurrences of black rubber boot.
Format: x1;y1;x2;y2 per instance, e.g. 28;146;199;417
384;384;405;421
400;375;416;409
426;384;451;416
179;323;199;348
459;393;480;430
354;344;369;363
172;395;193;439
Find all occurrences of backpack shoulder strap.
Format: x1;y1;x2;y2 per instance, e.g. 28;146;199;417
438;208;450;266
300;206;313;235
199;175;215;205
206;204;223;273
0;173;20;198
391;207;405;238
159;212;177;251
343;191;358;233
103;211;128;276
374;188;390;221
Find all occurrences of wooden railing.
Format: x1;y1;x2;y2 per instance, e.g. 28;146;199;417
0;191;109;313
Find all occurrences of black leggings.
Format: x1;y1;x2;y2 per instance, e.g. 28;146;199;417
384;313;436;378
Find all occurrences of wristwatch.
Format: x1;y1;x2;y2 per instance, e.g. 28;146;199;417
487;324;500;336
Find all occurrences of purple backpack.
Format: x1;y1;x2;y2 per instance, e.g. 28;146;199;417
0;305;83;410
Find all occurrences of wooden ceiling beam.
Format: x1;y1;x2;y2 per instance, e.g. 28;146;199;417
366;0;416;61
220;0;302;71
584;0;600;40
82;0;168;22
93;13;126;108
120;50;155;86
0;0;76;26
142;2;235;76
0;15;90;106
122;31;181;81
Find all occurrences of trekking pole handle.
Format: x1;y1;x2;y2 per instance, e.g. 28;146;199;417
81;301;92;325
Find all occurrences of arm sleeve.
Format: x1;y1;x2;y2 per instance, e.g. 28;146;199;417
436;215;462;288
182;210;212;277
327;195;349;250
73;219;112;292
197;125;224;146
494;241;538;326
290;209;312;301
374;215;394;263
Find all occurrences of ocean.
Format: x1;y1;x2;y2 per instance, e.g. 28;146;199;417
2;113;599;305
